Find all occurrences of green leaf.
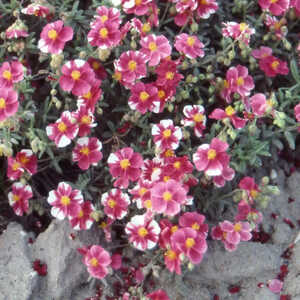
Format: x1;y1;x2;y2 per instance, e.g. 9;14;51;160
284;131;295;150
290;59;300;84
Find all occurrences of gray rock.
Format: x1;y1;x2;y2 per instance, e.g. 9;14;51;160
0;223;38;300
272;222;293;245
287;172;300;199
240;280;278;300
185;242;281;285
31;219;104;300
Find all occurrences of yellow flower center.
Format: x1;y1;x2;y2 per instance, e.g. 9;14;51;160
12;162;21;171
239;22;248;32
138;227;148;237
108;198;116;208
100;221;107;229
48;29;58;40
142;23;151;33
113;71;122;81
144;199;152;209
158;90;165;99
163;191;172;202
164;149;174;157
13;194;20;202
128;60;137;71
193;113;204;123
101;15;108;23
173;161;181;169
234;223;242;232
120;159;130;169
71;70;81;81
81;115;91;124
250;189;258;199
78;209;84;218
271;60;279;70
165;249;177;260
225;105;235;116
58;121;67;132
223;79;229;88
19;155;29;165
187;36;195;47
207;149;216;160
171;225;178;233
185;237;195;248
223;232;227;239
80;146;90;156
140;91;149;102
3;70;12;80
89;257;99;267
237;76;244;86
270;0;278;3
135;0;142;5
99;27;108;38
166;71;174;80
92;61;100;70
200;0;208;4
163;175;170;182
163;129;171;138
192;223;200;230
83;91;92;99
148;42;157;52
61;195;71;206
0;97;6;109
139;187;148;196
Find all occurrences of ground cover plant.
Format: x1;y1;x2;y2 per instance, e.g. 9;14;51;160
0;0;300;298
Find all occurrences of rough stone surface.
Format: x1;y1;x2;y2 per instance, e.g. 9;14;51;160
0;223;37;300
272;222;293;245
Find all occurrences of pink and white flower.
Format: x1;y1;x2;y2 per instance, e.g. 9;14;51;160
72;137;102;170
179;212;208;238
8;182;32;216
6;20;29;39
147;289;170;300
258;0;289;16
196;0;218;19
125;214;160;251
264;15;287;39
164;247;182;275
222;22;255;45
0;88;18;122
239;176;260;203
59;59;95;96
73;105;97;137
140;34;172;66
69;201;95;230
46;111;78;148
122;0;152;16
250;93;270;116
193;138;230;176
0;61;24;88
101;189;130;220
130;180;153;210
108;147;144;188
174;33;205;59
38;20;73;54
212;166;235;188
171;227;208;264
83;245;111;279
150;179;187;216
21;3;52;18
47;182;83;219
182;105;206;137
152;119;182;150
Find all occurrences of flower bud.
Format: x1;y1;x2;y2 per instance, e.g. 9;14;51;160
261;176;270;185
191;22;199;32
98;49;111;61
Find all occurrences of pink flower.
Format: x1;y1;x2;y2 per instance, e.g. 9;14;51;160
222;22;255;45
174;33;204;59
87;58;107;80
125;214;160;251
235;200;263;228
179;212;208;238
259;55;289;77
122;0;152;16
69;201;95;230
171;227;207;264
264;15;287;39
0;88;18;122
268;279;283;294
47;182;83;219
8;182;32;216
6;20;29;39
239;176;260;203
150;179;187;216
94;6;121;26
38;20;73;54
212;166;235;188
291;0;300;15
154;82;175;113
59;59;95;96
250;93;269;116
258;0;289;16
83;245;111;279
72;137;102;170
164;247;182;275
251;46;273;59
294;103;300;132
21;3;52;17
115;50;147;84
147;289;170;300
130;180;153;210
174;0;197;14
182;105;206;137
46;111;78;148
0;61;24;88
108;147;144;189
73;105;97;137
193;138;230;176
128;82;160;114
209;105;247;129
111;253;122;270
163;155;194;181
87;18;121;49
196;0;218;19
140;34;172;66
151;119;182;150
101;189;130;220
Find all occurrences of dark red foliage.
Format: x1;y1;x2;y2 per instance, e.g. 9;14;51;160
32;259;47;276
228;285;240;294
213;295;220;300
280;295;291;300
288;197;295;203
252;229;271;243
283;218;295;229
